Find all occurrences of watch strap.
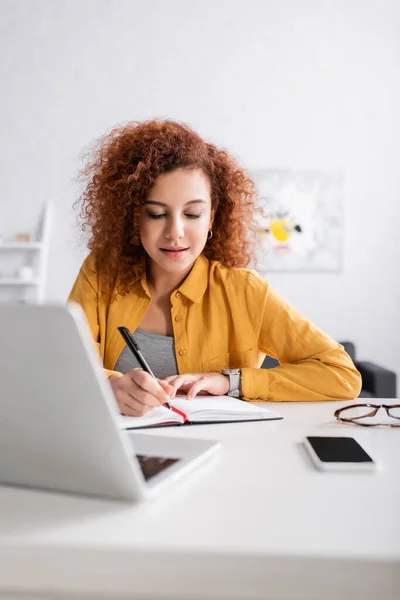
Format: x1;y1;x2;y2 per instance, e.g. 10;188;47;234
220;369;241;398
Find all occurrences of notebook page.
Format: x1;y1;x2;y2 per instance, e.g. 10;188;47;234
117;405;182;429
171;395;281;422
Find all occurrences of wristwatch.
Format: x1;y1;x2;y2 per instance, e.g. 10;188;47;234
220;368;241;398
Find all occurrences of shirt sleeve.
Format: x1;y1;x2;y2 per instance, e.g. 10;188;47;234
67;256;120;380
241;278;362;401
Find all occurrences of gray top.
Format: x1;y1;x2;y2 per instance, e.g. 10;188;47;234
114;328;179;380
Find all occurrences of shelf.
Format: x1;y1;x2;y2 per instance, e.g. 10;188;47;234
0;202;52;301
0;278;40;286
0;242;42;250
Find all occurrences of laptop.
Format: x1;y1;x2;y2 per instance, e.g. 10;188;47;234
0;303;220;502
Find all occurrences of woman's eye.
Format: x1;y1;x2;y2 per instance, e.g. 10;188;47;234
147;212;166;219
146;212;202;220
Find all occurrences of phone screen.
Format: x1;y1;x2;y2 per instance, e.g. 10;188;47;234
306;436;374;463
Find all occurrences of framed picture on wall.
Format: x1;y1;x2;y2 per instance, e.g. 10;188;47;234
250;168;343;273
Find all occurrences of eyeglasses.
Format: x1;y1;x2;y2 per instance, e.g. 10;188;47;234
334;403;400;427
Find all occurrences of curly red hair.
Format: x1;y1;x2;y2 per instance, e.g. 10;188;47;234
76;119;259;295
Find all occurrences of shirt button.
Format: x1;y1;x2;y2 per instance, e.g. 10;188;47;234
179;349;186;356
175;291;182;298
175;315;182;322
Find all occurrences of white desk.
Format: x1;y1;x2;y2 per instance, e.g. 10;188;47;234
0;401;399;600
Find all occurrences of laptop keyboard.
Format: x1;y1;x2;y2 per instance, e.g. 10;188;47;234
136;454;180;481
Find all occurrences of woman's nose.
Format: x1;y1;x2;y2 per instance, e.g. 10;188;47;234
165;217;184;240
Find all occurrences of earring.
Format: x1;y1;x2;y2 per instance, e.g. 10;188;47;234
207;230;213;240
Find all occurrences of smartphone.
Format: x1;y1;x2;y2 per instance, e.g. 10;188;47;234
303;436;377;472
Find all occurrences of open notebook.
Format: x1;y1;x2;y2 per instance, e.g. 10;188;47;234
117;395;282;429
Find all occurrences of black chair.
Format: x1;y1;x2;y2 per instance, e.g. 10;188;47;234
261;341;397;399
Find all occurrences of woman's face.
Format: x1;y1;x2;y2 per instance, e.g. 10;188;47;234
139;168;213;278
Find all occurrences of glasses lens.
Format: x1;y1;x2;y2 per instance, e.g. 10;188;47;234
388;405;400;419
337;405;377;420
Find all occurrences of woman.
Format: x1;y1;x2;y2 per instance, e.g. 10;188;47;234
69;119;361;416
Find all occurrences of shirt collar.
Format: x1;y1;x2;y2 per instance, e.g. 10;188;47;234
128;253;210;303
178;253;209;303
126;257;148;294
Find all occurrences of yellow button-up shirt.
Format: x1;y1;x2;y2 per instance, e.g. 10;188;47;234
68;253;361;402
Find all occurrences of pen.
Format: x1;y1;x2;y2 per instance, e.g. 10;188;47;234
117;326;172;409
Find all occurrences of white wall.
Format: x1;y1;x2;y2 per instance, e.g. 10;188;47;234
1;0;399;384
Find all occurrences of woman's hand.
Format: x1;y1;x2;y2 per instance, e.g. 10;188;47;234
109;369;173;417
164;372;230;400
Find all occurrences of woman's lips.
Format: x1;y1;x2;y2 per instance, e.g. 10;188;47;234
160;248;189;259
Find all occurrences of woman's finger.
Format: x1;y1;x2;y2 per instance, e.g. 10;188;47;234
117;391;153;416
120;402;152;417
169;374;200;397
128;369;171;405
129;380;168;408
118;376;164;409
163;375;177;384
116;377;153;407
158;379;174;395
185;377;208;400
